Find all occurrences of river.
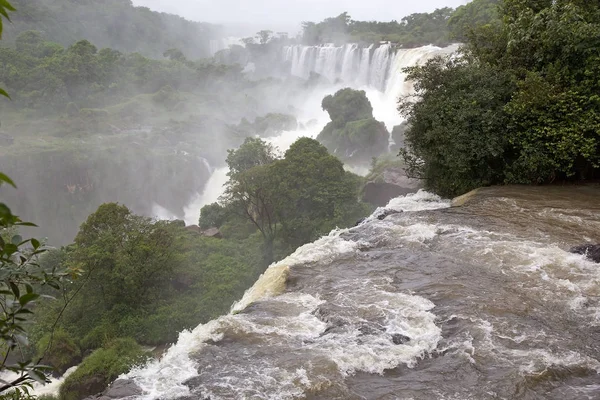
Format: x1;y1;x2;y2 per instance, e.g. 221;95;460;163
122;185;600;399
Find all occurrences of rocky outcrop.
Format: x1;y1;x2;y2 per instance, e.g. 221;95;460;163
570;244;600;263
363;182;415;207
185;225;222;239
83;379;142;400
362;165;422;207
202;227;223;239
376;209;403;220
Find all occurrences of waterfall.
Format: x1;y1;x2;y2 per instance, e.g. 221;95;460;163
283;43;458;97
368;44;392;91
340;44;359;83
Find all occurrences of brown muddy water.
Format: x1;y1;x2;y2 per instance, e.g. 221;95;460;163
124;185;600;400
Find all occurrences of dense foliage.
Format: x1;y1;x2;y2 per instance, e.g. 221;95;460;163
0;174;68;397
0;31;242;114
400;0;600;196
2;0;216;59
202;137;370;263
301;11;454;47
317;88;389;162
58;338;149;400
32;203;264;352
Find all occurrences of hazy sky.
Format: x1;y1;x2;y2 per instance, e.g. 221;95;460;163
132;0;470;34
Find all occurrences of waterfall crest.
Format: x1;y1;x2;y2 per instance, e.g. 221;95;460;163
283;43;458;95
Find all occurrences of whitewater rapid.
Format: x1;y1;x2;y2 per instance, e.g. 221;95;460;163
125;191;452;399
128;184;600;399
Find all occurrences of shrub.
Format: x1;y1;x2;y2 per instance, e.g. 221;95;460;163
36;329;82;375
58;338;149;400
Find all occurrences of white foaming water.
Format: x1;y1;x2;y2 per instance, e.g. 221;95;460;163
284;43;457;95
0;366;78;397
125;191;451;399
182;167;229;225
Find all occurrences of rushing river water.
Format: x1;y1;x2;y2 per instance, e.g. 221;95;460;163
121;185;600;400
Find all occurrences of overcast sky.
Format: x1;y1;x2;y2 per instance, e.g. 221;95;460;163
132;0;470;34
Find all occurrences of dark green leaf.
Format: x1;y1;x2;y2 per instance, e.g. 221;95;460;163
18;293;39;306
0;172;16;188
9;281;19;298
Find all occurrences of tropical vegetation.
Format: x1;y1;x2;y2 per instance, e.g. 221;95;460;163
399;0;600;196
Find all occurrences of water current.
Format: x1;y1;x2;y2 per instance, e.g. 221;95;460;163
124;185;600;400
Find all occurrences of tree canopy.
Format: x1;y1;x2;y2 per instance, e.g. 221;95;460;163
399;0;600;196
2;0;217;59
318;88;389;162
209;137;369;263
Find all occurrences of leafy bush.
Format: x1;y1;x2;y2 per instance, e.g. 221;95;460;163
36;329;81;375
58;338;149;400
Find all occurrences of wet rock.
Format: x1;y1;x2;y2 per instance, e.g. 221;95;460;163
363;182;415;207
391;334;411;345
355;217;367;226
72;374;106;399
376;209;403;220
358;324;382;336
185;226;222;238
84;379;143;399
570;244;600;263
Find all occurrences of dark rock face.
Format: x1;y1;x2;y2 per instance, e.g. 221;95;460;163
391;334;411;345
376;209;403;220
84;379;142;400
73;374;106;400
363;182;415;207
570;244;600;263
362;164;423;207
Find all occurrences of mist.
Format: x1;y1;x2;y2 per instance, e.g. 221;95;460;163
132;0;470;34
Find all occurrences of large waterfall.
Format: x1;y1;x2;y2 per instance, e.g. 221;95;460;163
283;43;458;95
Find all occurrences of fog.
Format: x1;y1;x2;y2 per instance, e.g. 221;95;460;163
133;0;470;34
1;0;465;245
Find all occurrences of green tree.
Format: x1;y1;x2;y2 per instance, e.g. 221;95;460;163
318;88;388;162
221;137;368;262
399;0;600;196
448;0;500;41
255;30;273;45
399;56;515;196
222;139;279;263
273;138;367;249
0;174;68;395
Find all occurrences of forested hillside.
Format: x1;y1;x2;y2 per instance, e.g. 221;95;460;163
2;0;217;58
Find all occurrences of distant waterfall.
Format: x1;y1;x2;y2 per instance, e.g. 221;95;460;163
283;43;458;94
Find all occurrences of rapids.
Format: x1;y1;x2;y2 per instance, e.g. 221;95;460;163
122;185;600;399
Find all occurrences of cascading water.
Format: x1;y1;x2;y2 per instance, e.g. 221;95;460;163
123;185;600;399
79;42;600;399
283;43;457;94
